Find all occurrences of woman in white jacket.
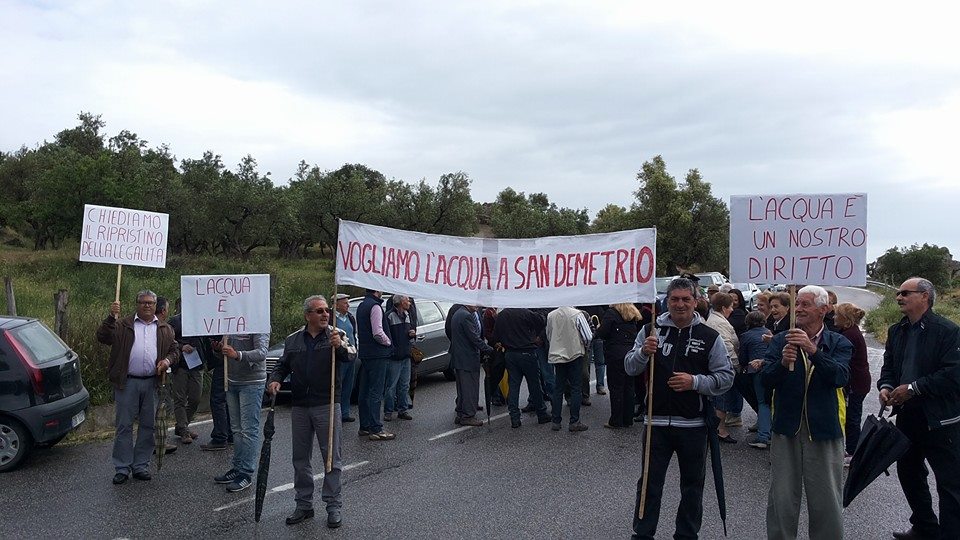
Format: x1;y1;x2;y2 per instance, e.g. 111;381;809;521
703;292;739;443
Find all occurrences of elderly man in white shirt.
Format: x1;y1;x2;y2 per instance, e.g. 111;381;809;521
546;306;593;432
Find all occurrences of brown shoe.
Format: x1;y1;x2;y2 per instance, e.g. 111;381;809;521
180;434;193;444
189;430;199;439
460;417;484;427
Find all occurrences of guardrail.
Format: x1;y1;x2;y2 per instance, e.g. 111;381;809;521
865;279;897;291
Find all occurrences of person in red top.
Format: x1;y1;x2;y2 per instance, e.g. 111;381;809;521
834;303;869;463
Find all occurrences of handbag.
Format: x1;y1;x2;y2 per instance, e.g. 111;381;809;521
411;346;425;364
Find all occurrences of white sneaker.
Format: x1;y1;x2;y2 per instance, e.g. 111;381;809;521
748;440;769;449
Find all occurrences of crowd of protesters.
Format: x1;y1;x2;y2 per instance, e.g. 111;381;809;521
97;274;960;539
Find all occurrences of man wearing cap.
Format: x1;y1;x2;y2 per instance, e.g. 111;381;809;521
333;294;359;423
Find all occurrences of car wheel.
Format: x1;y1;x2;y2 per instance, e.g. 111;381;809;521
0;417;34;473
442;368;457;381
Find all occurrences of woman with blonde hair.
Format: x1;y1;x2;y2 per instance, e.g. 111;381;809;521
595;302;642;428
835;302;869;464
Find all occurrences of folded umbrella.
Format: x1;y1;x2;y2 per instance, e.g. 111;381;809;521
255;392;278;522
703;399;728;536
481;354;493;425
843;406;912;507
154;372;170;471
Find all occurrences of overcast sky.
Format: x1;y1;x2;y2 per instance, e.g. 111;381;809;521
3;1;958;264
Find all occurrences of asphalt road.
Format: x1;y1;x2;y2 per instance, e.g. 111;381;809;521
2;286;923;539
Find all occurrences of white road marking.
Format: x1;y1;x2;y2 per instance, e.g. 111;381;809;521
428;413;511;441
428;378;597;441
213;460;370;512
165;418;214;433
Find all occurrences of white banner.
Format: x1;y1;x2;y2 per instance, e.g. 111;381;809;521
179;274;272;337
729;193;867;286
335;221;657;308
79;204;169;268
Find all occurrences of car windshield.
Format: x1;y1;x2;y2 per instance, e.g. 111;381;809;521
734;283;752;292
655;277;672;294
9;322;70;365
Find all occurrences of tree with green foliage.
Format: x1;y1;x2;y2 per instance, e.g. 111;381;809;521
490;188;587;238
870;243;953;289
631;155;729;274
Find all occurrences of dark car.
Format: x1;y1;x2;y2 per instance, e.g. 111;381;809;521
0;316;90;472
265;297;456;397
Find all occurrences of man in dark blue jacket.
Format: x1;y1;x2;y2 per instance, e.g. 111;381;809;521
761;285;850;540
356;290;395;441
268;295;350;529
880;277;960;540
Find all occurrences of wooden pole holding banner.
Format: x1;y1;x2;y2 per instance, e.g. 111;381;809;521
114;264;123;303
326;286;338;474
638;303;657;520
788;285;797;372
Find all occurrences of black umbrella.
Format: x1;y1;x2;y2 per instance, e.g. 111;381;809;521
843;406;911;507
704;399;728;536
255;392;278;522
481;354;493;425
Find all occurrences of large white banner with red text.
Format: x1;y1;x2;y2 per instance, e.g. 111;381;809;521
729;193;867;286
79;204;169;268
336;221;657;308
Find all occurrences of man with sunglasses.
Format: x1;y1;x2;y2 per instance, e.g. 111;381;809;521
269;295;352;528
880;278;960;540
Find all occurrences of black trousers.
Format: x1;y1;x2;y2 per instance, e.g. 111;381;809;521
606;356;635;427
633;425;707;540
896;405;960;539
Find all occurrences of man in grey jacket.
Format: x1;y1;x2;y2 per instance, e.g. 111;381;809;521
213;332;269;493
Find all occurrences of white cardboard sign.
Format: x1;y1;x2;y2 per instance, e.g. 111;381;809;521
179;274;271;337
79;204;169;268
729;193;867;286
335;220;657;307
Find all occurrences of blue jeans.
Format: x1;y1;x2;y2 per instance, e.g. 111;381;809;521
591;338;606;388
358;356;388;433
536;346;555;398
384;358;411;414
505;350;546;422
753;373;772;443
552;357;583;424
226;381;265;477
340;361;358;420
209;368;233;444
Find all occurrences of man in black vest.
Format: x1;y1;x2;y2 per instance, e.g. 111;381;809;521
625;277;734;539
356;290;395;441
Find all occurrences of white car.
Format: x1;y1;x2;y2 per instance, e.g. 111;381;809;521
731;283;761;311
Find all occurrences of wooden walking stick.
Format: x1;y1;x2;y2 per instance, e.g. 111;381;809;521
114;264;123;302
222;335;230;392
788;285;797;372
326;287;339;474
638;304;657;520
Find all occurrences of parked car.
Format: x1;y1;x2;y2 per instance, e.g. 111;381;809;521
265;296;456;398
731;283;761;311
695;272;728;287
0;316;90;472
655;276;678;312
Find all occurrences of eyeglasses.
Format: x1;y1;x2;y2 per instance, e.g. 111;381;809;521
896;290;924;297
306;308;332;314
138;301;156;306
